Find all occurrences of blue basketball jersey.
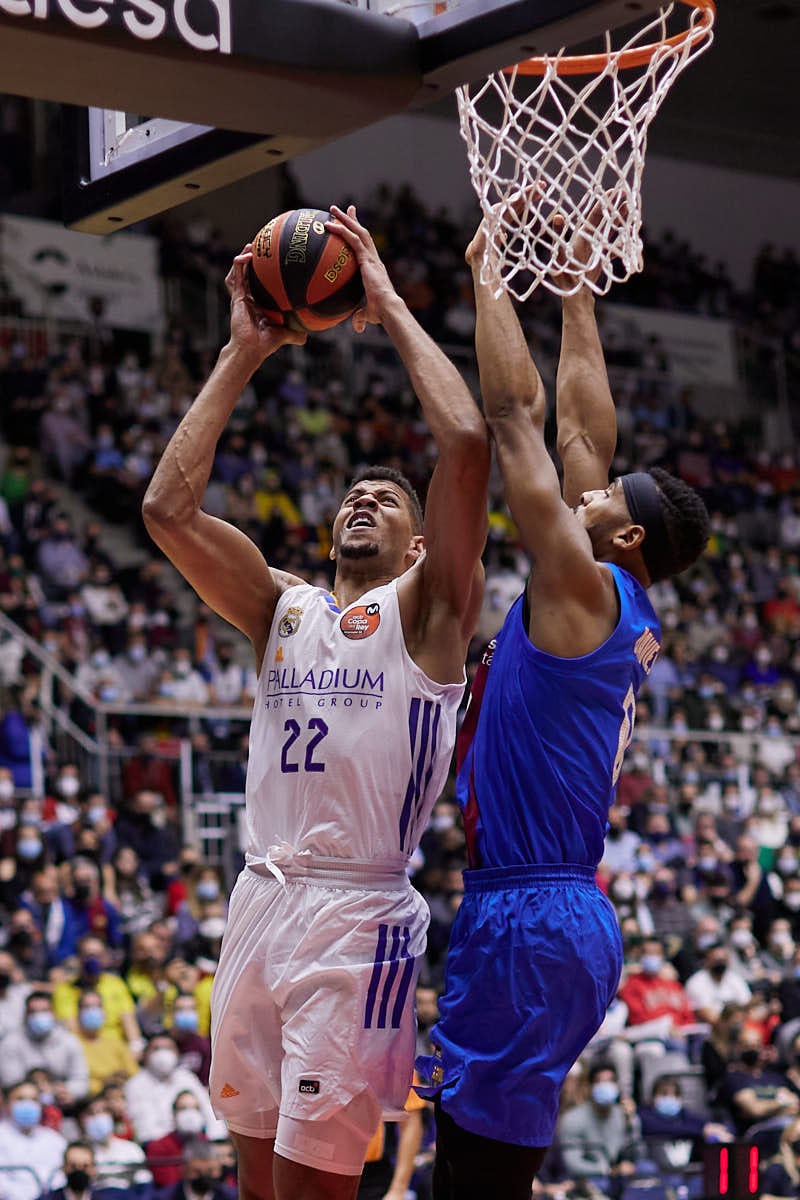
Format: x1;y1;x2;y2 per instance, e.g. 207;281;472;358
456;563;661;870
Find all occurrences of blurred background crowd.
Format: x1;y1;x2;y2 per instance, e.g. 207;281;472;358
0;179;800;1200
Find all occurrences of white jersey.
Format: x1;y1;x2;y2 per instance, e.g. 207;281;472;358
244;575;464;867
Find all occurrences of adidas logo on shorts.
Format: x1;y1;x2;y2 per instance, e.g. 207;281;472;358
219;1082;240;1098
298;1079;320;1094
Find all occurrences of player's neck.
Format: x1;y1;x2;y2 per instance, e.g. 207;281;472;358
333;564;397;610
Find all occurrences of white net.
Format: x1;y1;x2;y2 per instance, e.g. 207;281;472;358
456;1;715;299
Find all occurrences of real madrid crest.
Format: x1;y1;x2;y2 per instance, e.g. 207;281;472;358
278;606;303;638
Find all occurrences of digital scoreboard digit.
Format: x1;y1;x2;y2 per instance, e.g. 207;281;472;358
704;1143;759;1199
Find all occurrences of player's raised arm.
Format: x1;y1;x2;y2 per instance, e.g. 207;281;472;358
469;222;612;642
142;247;306;667
328;205;490;684
554;207;618;506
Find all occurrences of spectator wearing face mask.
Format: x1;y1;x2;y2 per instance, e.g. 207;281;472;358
701;1004;745;1101
145;1092;209;1186
557;1063;645;1183
619;937;697;1039
157;1140;235;1200
639;1076;732;1171
66;859;123;950
169;995;210;1086
108;846;165;940
752;788;791;860
718;1028;799;1135
727;916;765;985
758;918;798;984
19;866;77;967
80;566;129;655
685;945;752;1024
0;1080;67;1200
114;635;160;703
0;821;52;910
114;791;180;889
40;1139;129;1200
730;833;780;944
648;869;694;948
76;1093;152;1191
75;646;127;704
5;907;48;980
601;806;641;874
162;650;208;707
74;992;139;1095
124;1036;222;1145
0;992;89;1103
53;936;141;1050
174;868;226;952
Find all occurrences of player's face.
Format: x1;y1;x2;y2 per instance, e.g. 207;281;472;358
331;480;418;564
573;480;634;554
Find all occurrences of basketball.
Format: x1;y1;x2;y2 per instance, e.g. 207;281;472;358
247;207;364;333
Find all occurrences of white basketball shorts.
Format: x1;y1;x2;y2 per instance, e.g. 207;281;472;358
209;863;428;1143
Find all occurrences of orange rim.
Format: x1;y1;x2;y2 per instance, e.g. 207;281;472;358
511;0;715;77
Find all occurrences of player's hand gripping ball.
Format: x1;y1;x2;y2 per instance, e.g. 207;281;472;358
247;207;365;333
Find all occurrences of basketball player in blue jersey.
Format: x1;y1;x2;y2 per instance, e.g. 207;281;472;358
418;218;711;1200
142;205;490;1200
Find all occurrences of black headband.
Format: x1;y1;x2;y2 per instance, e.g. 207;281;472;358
620;472;673;583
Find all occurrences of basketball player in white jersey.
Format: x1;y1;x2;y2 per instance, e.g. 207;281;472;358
142;204;490;1200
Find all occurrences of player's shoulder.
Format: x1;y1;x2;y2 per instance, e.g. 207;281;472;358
271;568;311;596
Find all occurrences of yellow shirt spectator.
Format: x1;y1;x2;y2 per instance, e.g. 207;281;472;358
79;1030;139;1095
53;973;136;1042
193;974;214;1037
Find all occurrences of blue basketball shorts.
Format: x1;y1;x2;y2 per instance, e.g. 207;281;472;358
416;863;623;1147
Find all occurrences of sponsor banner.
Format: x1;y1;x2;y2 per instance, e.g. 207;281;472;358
0;0;231;54
603;303;738;388
0;215;163;332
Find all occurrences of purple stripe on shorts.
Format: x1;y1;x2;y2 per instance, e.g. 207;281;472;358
364;923;388;1029
391;925;415;1030
377;924;402;1029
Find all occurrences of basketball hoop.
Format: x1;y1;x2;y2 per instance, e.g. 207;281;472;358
456;0;716;299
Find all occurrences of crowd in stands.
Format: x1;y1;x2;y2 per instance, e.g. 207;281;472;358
0;181;799;1198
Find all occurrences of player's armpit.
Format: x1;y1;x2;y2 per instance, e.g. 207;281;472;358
143;505;278;661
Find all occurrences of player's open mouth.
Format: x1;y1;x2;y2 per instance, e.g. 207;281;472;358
347;515;375;529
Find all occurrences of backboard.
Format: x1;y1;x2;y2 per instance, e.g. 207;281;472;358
0;0;664;231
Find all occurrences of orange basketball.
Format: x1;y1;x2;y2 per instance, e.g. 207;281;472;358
247;207;364;333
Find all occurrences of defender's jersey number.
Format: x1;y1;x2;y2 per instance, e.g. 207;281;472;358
612;683;636;785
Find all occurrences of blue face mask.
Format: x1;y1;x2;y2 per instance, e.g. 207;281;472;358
654;1095;682;1118
84;1112;114;1143
11;1099;41;1129
27;1012;54;1039
79;1008;105;1033
17;839;42;860
173;1010;199;1033
195;881;219;901
640;955;663;976
591;1082;619;1107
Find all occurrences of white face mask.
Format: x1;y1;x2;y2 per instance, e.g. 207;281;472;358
174;1108;205;1135
58;776;80;798
198;918;227;941
147;1048;178;1079
0;780;14;802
